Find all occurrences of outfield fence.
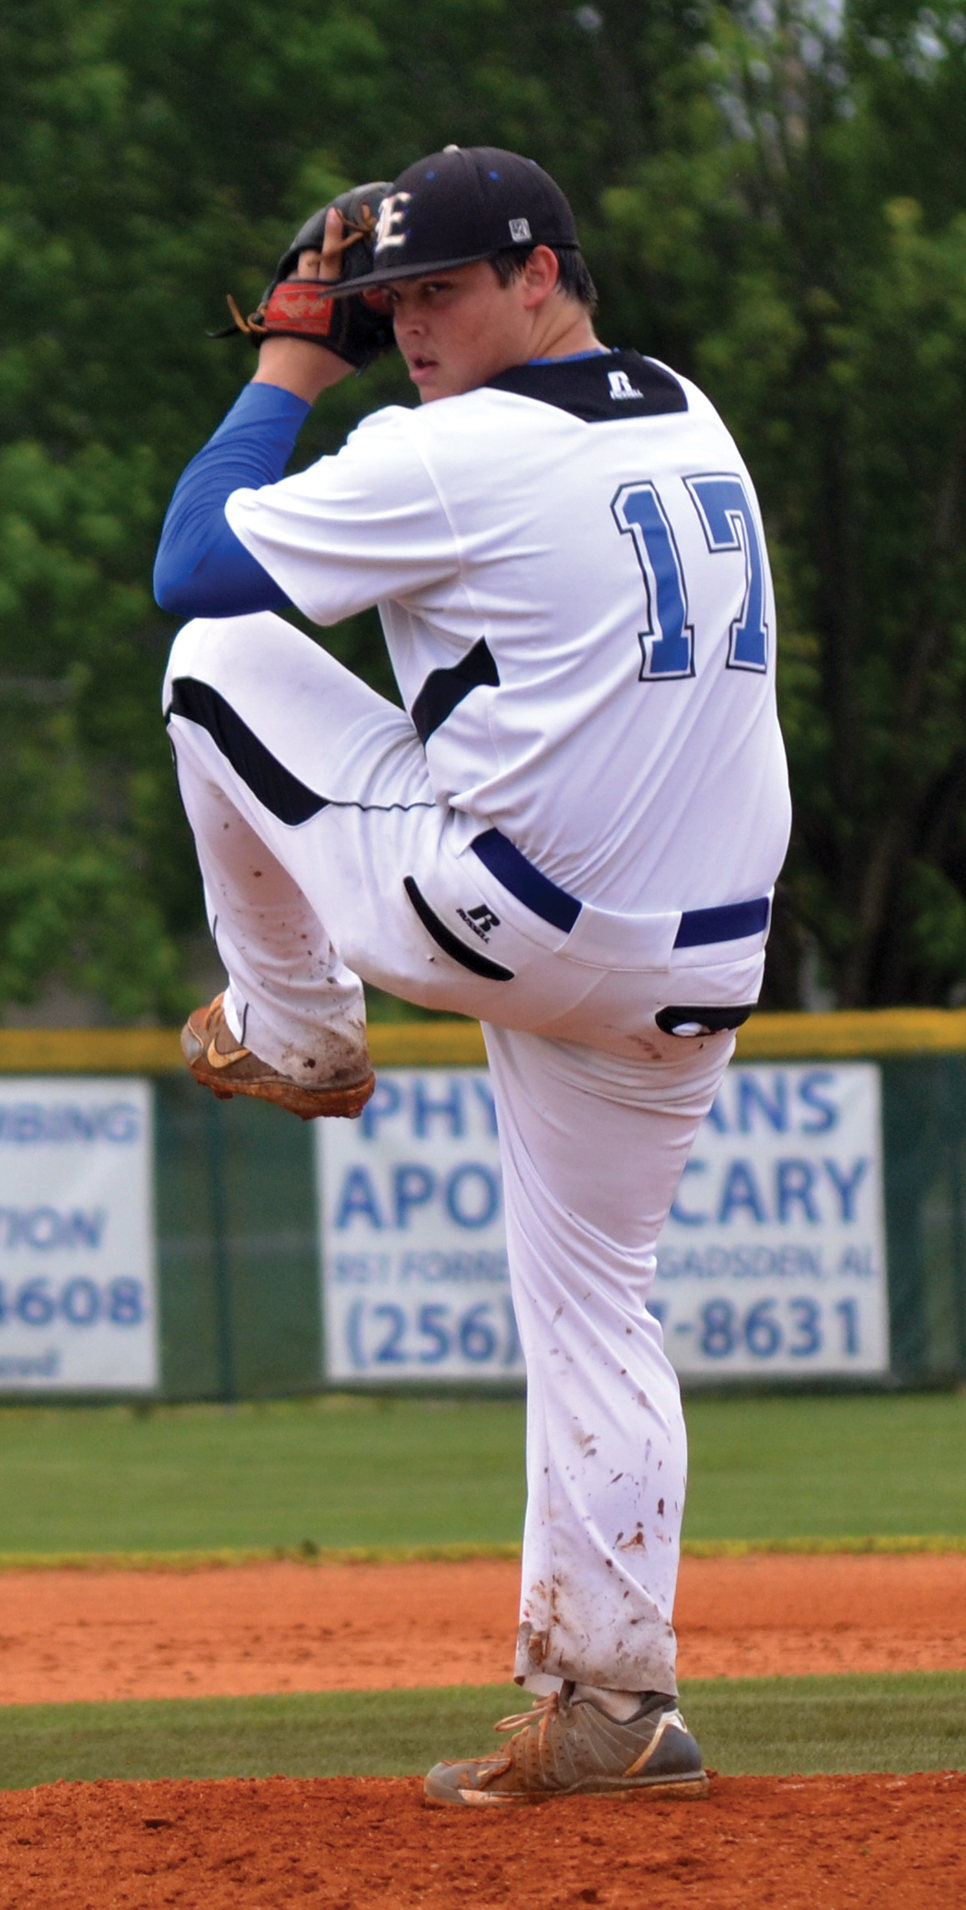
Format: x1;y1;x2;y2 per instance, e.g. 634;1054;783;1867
0;1011;964;1399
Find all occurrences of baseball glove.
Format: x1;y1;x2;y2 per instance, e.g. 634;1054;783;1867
220;183;396;371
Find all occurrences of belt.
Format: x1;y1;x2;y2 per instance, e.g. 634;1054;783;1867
470;830;770;948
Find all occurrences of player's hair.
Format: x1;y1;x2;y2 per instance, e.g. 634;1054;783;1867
490;245;598;314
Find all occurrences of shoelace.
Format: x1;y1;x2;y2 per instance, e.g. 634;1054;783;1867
493;1691;560;1736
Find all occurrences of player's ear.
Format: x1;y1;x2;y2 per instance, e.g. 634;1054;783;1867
520;246;560;308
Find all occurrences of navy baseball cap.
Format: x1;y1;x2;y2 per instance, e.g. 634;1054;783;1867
327;146;579;295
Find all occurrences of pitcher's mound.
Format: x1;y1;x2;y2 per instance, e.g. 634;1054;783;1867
1;1770;964;1908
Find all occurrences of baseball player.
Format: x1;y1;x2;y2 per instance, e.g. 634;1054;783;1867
155;146;790;1805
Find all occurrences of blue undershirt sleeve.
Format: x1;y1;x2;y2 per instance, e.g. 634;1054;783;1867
153;382;312;619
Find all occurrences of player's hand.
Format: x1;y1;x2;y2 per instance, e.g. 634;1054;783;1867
223;183;396;395
251;205;358;402
292;205;347;284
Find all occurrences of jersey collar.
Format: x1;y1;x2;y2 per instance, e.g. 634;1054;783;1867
484;349;687;421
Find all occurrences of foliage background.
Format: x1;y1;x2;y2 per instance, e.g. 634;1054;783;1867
3;0;966;1016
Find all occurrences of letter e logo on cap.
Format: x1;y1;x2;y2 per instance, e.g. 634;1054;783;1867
374;192;412;253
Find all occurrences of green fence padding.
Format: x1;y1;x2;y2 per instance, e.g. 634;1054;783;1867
155;1080;321;1400
882;1057;966;1379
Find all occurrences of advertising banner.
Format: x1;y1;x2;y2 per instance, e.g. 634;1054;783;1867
318;1068;521;1382
653;1060;888;1377
318;1060;888;1384
0;1078;158;1392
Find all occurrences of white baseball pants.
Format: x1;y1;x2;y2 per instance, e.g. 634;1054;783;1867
165;612;740;1694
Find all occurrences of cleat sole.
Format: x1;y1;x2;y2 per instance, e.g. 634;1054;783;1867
423;1767;710;1808
189;1063;375;1121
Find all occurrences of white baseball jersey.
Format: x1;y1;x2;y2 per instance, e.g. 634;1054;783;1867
168;347;787;1702
225;349;790;918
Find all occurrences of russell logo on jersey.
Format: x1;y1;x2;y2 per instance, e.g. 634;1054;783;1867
608;369;644;401
457;904;502;942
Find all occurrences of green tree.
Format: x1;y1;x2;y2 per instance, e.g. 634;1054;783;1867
0;0;703;1019
601;1;966;1006
6;0;966;1014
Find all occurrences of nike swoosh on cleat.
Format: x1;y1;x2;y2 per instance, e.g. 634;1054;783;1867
206;1040;251;1070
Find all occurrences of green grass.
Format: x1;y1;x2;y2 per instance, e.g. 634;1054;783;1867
0;1391;964;1557
0;1675;962;1792
682;1391;966;1540
0;1395;526;1555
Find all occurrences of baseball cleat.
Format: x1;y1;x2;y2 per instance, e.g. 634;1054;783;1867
423;1684;709;1807
181;993;375;1121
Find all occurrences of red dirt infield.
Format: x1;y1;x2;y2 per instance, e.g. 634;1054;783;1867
1;1553;963;1907
1;1771;964;1908
0;1551;962;1703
